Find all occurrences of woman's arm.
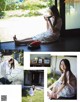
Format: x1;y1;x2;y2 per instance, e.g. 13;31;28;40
48;17;60;33
44;16;49;30
56;84;65;94
48;73;64;90
66;71;74;88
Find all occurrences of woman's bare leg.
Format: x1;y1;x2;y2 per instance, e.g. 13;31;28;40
13;35;33;42
19;38;33;41
13;35;34;45
52;86;58;93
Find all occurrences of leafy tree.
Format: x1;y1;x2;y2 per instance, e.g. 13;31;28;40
0;0;6;12
0;0;6;17
47;0;54;6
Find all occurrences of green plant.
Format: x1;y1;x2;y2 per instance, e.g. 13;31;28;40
24;10;42;17
47;0;54;6
47;72;60;87
0;0;6;18
0;0;48;17
0;0;6;12
0;11;5;18
21;0;47;10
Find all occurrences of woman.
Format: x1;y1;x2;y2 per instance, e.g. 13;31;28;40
47;59;77;99
0;58;14;84
29;85;36;96
13;5;62;46
0;58;15;76
8;58;15;69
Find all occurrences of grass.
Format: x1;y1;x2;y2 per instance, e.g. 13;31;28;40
22;90;44;102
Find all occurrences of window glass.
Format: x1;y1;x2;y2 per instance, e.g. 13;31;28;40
65;0;80;29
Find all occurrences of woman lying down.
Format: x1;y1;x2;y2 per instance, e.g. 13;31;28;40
47;59;77;99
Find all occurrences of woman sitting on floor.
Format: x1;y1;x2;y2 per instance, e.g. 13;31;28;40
13;5;62;46
47;59;77;99
29;85;36;96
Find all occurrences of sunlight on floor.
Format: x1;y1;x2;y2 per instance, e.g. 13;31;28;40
0;16;46;42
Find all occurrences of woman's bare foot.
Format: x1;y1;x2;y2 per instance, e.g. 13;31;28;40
13;35;20;46
47;92;51;99
13;35;17;41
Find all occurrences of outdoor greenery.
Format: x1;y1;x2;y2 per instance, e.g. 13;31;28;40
12;50;24;66
47;68;60;87
0;0;6;12
0;0;6;17
0;0;55;18
19;0;47;10
22;90;44;102
47;0;54;6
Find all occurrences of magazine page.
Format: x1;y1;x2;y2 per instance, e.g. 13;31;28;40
0;0;80;102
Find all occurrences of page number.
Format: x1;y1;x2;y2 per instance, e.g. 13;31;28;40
1;95;7;101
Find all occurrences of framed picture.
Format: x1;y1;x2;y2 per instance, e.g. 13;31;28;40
44;58;50;65
38;58;43;64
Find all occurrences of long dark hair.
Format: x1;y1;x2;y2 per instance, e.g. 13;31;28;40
49;5;60;26
8;58;15;69
59;59;72;85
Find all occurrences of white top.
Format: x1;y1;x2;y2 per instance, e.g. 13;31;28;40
29;87;34;96
33;17;62;43
0;61;11;77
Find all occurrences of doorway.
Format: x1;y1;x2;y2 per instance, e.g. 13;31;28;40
32;72;39;85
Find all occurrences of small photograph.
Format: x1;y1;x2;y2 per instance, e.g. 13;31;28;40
30;54;51;67
47;56;77;100
22;70;44;102
0;50;24;85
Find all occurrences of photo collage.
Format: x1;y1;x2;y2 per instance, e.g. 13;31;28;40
0;50;79;102
0;0;80;102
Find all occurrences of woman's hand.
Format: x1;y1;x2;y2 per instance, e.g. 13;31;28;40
44;16;49;21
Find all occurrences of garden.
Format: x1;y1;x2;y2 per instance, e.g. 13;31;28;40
22;89;44;102
0;0;54;18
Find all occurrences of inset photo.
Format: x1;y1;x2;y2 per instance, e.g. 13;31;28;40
30;54;51;67
22;70;44;102
47;55;77;100
0;50;24;85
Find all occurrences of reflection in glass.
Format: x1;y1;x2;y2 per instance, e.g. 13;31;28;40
65;0;80;29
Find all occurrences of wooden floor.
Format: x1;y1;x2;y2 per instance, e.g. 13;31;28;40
0;36;80;51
